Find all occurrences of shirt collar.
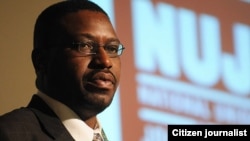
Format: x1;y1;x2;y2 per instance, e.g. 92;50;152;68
36;91;104;141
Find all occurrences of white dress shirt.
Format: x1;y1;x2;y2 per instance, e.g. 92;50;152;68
37;91;104;141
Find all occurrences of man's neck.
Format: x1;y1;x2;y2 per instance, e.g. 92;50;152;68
84;116;97;129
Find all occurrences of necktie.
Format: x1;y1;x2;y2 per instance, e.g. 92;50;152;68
93;133;103;141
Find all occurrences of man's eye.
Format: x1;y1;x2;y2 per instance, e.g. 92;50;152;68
105;45;118;53
78;42;94;52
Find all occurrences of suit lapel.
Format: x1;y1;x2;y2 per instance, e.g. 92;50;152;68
28;95;75;141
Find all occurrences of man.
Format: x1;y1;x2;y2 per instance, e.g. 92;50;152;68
0;0;124;141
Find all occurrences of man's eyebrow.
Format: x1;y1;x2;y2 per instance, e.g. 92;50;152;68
78;33;95;40
78;33;121;43
106;38;120;43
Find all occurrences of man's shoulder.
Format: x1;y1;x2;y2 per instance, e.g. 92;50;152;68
0;106;74;141
0;107;43;140
0;108;34;121
0;107;38;127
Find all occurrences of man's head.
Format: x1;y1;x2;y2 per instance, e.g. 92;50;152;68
32;0;124;120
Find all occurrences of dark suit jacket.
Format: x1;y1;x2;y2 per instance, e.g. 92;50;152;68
0;95;75;141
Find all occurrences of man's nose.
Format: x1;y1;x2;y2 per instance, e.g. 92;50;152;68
93;47;112;69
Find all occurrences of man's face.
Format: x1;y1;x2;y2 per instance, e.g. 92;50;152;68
46;10;121;118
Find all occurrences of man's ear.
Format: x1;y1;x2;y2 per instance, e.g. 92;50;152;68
31;49;47;73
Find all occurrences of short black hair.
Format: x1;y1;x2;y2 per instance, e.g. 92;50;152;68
33;0;109;50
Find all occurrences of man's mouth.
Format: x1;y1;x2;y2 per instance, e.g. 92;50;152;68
85;72;115;90
88;78;113;88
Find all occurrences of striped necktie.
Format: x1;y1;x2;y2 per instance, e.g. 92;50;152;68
93;133;103;141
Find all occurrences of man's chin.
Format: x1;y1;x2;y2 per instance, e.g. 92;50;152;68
83;92;113;110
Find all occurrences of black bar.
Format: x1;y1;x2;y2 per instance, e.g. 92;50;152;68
168;125;250;141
